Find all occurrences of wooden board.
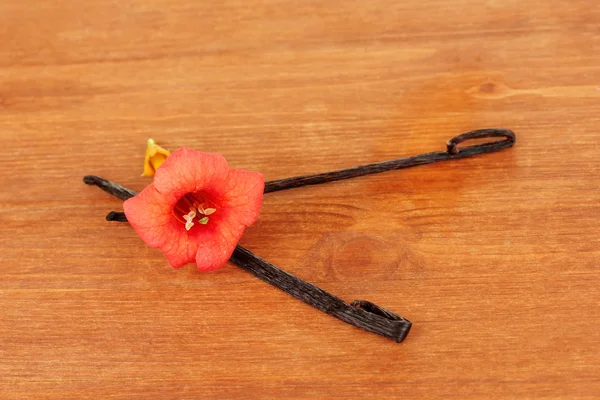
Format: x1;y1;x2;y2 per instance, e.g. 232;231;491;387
1;0;599;398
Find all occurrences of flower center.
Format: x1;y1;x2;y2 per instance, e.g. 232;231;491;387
173;192;217;231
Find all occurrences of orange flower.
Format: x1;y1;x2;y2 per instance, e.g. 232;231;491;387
124;147;264;271
141;139;171;176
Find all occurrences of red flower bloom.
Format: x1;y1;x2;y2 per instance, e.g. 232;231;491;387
123;147;264;271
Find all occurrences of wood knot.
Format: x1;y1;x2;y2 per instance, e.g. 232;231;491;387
467;79;515;99
330;235;396;281
300;231;425;282
478;82;496;93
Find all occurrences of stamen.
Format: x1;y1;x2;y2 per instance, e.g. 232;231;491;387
183;209;197;230
175;193;216;229
185;220;194;231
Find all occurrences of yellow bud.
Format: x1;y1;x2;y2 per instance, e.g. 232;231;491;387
142;138;171;177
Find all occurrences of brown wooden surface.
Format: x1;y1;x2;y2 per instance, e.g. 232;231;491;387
1;1;599;398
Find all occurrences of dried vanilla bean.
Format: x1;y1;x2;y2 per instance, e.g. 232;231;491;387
84;128;516;342
83;175;137;200
102;208;412;343
84;177;412;342
264;128;515;193
230;245;411;342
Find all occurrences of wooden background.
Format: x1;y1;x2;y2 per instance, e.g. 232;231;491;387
1;0;599;398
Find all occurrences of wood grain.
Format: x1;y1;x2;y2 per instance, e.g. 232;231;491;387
1;0;599;398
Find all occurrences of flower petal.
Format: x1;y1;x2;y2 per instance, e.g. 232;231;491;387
193;219;246;271
142;138;171;177
210;169;265;226
123;185;175;248
153;147;229;200
159;227;202;269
